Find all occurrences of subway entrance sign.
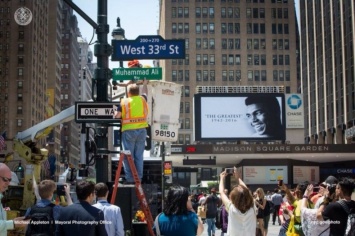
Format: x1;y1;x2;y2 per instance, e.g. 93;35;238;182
112;67;162;81
75;102;119;123
111;35;185;60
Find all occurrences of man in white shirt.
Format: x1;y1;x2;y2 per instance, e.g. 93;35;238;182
93;183;124;236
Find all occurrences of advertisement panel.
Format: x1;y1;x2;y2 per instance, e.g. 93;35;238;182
243;166;288;185
285;94;304;128
293;166;319;184
194;93;286;141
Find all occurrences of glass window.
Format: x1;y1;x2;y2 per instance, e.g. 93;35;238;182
278;23;283;34
18;68;23;76
279;70;284;81
284;8;288;18
178;7;183;17
228;7;233;18
185;119;190;129
196;70;202;81
228;23;233;34
260;8;265;18
247;23;252;34
235;23;240;34
253;23;259;34
222;70;227;81
236;70;241;81
202;7;208;17
222;39;227;49
260;24;265;34
172;7;177;18
196;23;201;33
196;38;201;49
229;70;234;81
184;23;189;33
235;39;240;49
209;7;214;18
279;55;283;65
222;54;227;65
172;23;177;33
285;39;289;49
272;8;276;18
285;55;290;65
172;70;177;81
273;70;278;81
202;23;208;33
278;8;282;18
209;23;215;34
272;24;277;34
261;70;267;81
285;70;290;81
247;39;252;49
254;54;259;65
248;54;253;65
184;7;189;17
203;38;208;49
253;8;258;18
284;24;289;34
228;55;234;65
221;23;227;34
273;39;277;49
261;54;266;65
196;7;201;17
253;39;259;49
210;70;215;81
203;54;208;65
260;39;266;49
228;39;234;49
196;54;201;65
254;70;260;81
235;7;240;18
209;38;215;49
178;23;183;33
178;70;183;81
246;8;251;18
235;55;241;65
210;54;215;65
273;55;277;65
185;54;189;65
184;86;190;97
203;70;208;81
278;39;283;49
221;8;226;18
185;70;190;81
247;70;253;81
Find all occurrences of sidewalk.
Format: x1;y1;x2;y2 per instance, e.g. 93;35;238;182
200;219;281;236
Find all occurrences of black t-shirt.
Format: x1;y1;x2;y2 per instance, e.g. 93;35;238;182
205;194;220;218
322;200;355;236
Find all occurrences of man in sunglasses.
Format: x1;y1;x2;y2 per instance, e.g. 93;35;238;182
0;163;28;235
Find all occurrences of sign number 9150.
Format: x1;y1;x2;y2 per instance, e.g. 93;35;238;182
155;130;175;138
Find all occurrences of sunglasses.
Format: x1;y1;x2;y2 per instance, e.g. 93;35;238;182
0;176;12;183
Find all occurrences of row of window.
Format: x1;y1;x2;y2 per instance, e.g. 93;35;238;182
172;23;289;35
171;69;291;82
172;0;288;4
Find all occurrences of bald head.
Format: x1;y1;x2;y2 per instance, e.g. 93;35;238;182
0;163;12;193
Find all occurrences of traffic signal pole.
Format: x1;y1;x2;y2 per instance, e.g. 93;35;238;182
93;0;110;183
64;0;110;183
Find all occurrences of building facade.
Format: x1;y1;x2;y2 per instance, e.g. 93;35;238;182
158;0;300;145
300;0;355;144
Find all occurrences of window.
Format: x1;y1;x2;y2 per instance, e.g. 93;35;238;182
229;70;234;81
18;56;24;65
184;23;189;33
202;7;208;17
185;119;190;129
185;70;190;81
203;70;208;81
209;23;215;34
185;102;190;113
228;55;234;65
272;8;276;18
203;38;208;49
253;8;258;18
17;81;23;88
178;7;183;17
253;23;259;34
273;55;277;65
221;8;226;18
209;7;214;18
18;43;24;52
172;7;177;18
19;31;24;39
279;39;283;49
178;70;183;81
222;54;227;65
260;24;265;34
273;70;278;81
247;23;252;34
246;8;251;18
196;70;202;81
210;70;215;81
285;55;290;65
272;24;277;34
235;7;240;18
278;24;283;34
17;119;23;127
228;23;233;34
248;54;253;65
279;55;283;65
172;23;177;33
260;8;265;18
235;39;240;49
260;39;266;49
196;23;201;33
196;7;201;17
247;39;252;49
18;68;23;76
284;24;289;34
247;70;253;81
210;54;215;65
172;59;177;65
254;54;259;65
261;70;267;81
279;70;284;81
196;54;201;65
196;38;201;49
221;23;226;34
285;70;290;81
278;8;282;18
209;38;215;49
184;7;189;17
235;23;240;34
202;23;208;33
235;55;241;65
222;39;227;49
273;39;277;49
253;39;259;49
261;54;266;65
222;70;227;81
285;39;289;49
18;93;23;101
254;70;260;81
17;106;23;114
228;39;234;49
203;54;208;65
172;70;177;81
185;54;190;65
184;86;190;97
284;8;288;18
178;23;183;33
236;70;241;81
228;7;233;18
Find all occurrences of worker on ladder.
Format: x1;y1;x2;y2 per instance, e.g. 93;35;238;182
114;59;149;184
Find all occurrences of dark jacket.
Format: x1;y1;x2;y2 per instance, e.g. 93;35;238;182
56;201;108;236
221;205;228;233
204;194;220;218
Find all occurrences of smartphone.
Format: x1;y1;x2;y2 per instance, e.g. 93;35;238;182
57;184;66;196
225;168;234;174
278;179;283;186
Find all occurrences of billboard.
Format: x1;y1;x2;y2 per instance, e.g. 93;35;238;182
194;93;286;141
243;166;288;185
285;94;304;128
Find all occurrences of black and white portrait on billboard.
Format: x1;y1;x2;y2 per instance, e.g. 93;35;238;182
245;96;284;140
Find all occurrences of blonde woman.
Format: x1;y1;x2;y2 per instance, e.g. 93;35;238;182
255;188;267;236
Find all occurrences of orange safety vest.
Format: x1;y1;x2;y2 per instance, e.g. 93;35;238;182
121;96;148;132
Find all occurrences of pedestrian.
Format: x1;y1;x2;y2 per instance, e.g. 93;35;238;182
24;180;72;236
220;190;229;236
313;175;338;209
271;188;283;225
317;177;355;236
219;168;257;235
278;195;294;236
203;188;221;236
56;180;107;236
153;185;204;236
93;183;124;236
0;163;28;236
254;188;267;236
115;59;149;184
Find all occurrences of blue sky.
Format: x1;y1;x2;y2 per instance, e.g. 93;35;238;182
74;0;300;67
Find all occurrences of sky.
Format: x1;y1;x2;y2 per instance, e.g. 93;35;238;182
73;0;160;68
73;0;300;67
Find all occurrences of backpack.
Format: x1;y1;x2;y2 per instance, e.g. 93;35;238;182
337;200;355;236
263;200;271;216
215;205;223;229
25;203;56;236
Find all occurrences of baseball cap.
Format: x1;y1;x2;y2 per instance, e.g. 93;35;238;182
320;175;338;187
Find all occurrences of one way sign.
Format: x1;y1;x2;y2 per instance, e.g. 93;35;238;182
75;102;119;123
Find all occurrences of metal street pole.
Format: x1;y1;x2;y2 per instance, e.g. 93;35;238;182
94;0;110;183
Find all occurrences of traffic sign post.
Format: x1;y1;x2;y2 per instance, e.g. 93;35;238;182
112;67;162;81
75;102;120;123
111;35;185;60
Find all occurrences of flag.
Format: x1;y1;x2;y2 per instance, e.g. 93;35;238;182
0;131;6;151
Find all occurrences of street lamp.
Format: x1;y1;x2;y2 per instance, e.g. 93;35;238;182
111;17;125;88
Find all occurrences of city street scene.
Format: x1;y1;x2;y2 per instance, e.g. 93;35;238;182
0;0;355;235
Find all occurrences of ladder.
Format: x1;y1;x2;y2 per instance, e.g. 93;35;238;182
110;151;155;236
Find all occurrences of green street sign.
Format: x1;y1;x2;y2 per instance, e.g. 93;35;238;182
112;67;162;81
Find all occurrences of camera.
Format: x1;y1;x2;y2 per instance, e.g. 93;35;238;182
57;184;66;196
278;179;283;186
225;168;234;174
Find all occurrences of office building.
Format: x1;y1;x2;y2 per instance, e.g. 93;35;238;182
158;0;300;145
300;0;355;144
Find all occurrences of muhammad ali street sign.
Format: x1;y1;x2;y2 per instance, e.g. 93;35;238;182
112;67;162;81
